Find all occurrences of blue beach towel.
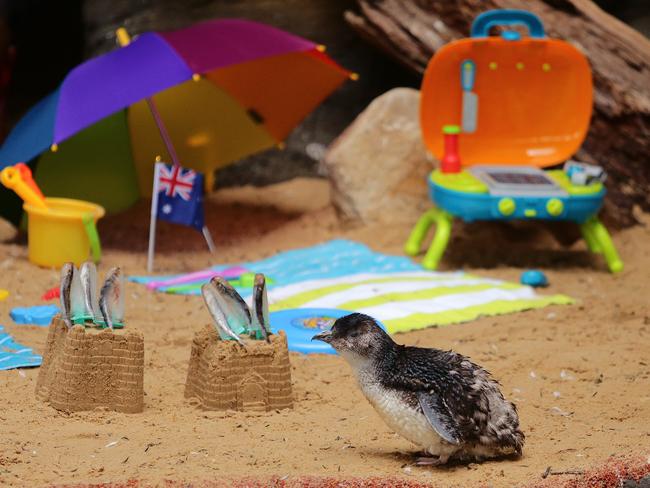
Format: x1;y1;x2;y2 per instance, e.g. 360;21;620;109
130;240;421;295
0;326;42;370
10;304;59;326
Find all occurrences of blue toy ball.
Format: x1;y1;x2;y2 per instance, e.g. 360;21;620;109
520;270;548;288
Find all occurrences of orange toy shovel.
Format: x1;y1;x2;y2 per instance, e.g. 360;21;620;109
0;163;48;209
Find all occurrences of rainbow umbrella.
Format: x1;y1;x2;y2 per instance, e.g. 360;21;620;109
0;19;352;219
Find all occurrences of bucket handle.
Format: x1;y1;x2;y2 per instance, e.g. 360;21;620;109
471;9;545;39
82;213;102;263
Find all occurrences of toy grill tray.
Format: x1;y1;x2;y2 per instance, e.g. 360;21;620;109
470;165;567;197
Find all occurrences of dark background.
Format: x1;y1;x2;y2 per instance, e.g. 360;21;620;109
0;0;648;224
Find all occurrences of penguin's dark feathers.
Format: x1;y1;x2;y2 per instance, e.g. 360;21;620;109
381;344;523;452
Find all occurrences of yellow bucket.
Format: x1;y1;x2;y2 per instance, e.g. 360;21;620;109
23;197;105;268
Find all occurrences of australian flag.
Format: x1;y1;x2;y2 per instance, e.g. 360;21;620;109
153;162;204;231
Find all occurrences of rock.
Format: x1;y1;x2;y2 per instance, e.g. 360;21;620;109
324;88;432;224
623;475;650;488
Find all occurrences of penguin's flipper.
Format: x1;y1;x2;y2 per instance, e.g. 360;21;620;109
417;391;462;445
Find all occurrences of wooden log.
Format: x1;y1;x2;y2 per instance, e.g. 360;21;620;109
345;0;650;227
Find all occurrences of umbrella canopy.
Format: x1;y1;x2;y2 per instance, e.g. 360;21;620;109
0;19;351;217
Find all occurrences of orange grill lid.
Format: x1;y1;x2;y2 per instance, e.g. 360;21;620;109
420;10;593;168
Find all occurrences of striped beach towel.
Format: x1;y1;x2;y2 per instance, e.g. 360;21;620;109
131;240;572;333
260;271;571;333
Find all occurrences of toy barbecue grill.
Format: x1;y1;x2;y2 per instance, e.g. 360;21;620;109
405;9;623;273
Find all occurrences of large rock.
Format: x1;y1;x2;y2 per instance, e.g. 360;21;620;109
324;87;432;224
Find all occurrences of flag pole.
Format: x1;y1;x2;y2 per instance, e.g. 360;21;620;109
202;226;216;253
117;27;216;254
147;161;162;272
146;96;216;253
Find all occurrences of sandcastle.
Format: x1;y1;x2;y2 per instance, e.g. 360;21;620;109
184;274;293;412
35;316;144;413
185;325;293;411
35;262;144;413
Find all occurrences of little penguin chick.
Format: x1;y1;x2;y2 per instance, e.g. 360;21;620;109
312;313;524;465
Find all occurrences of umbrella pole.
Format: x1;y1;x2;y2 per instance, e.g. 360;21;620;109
146;97;216;254
145;98;181;167
116;27;182;168
117;28;215;255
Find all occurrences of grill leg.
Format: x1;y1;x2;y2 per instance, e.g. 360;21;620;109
404;208;453;270
580;216;623;273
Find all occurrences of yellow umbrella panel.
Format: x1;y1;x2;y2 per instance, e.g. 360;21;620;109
129;78;276;195
129;49;351;195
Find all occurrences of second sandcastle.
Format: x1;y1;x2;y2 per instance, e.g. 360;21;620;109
185;274;293;411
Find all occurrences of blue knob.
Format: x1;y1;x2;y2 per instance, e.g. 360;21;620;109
520;269;548;288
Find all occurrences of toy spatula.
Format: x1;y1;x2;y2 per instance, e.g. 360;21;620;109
461;60;478;133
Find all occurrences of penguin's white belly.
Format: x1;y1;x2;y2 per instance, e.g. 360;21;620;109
359;381;455;457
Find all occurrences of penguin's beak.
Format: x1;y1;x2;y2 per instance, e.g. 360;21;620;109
312;329;333;343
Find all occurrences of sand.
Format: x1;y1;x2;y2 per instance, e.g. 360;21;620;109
0;177;649;487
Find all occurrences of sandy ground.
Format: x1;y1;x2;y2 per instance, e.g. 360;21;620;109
0;177;649;487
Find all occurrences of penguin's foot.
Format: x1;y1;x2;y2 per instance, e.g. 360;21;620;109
415;454;449;466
